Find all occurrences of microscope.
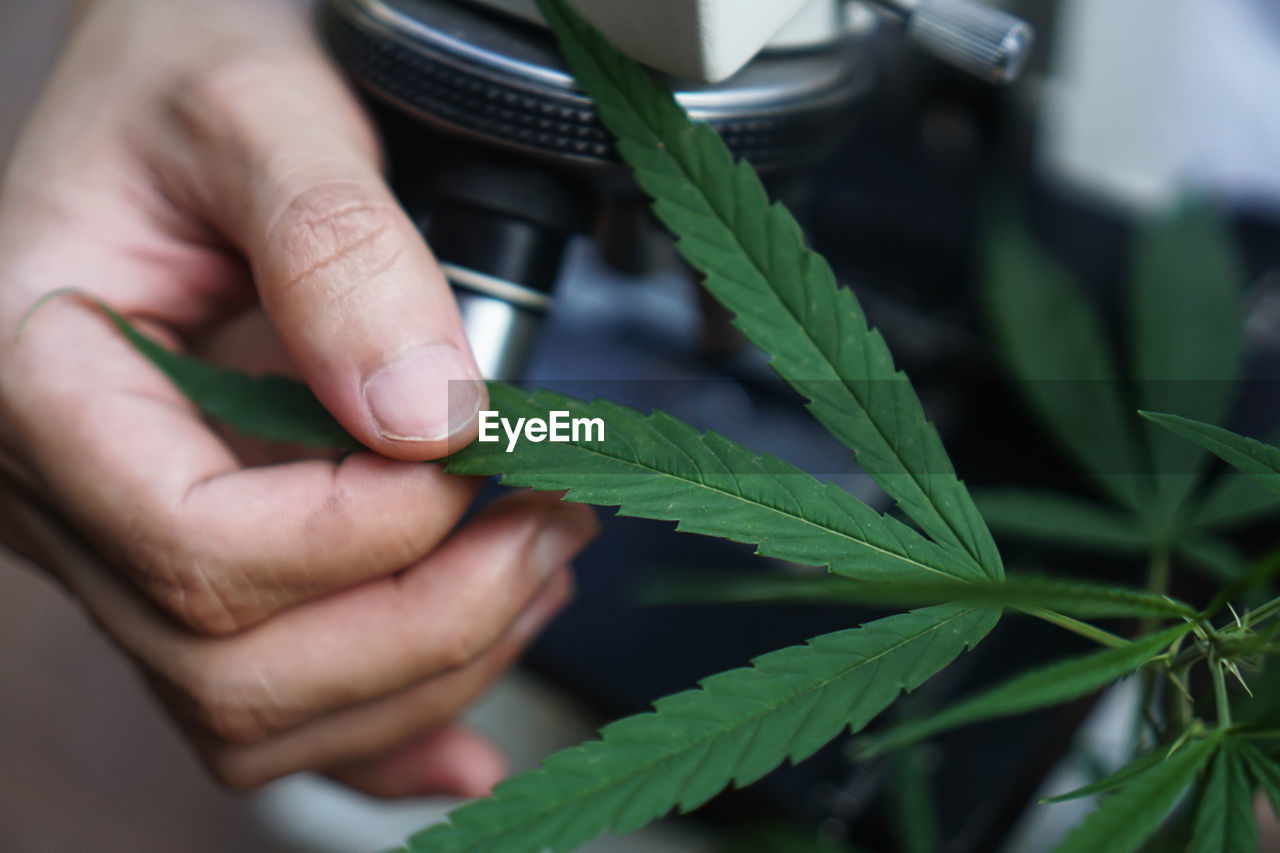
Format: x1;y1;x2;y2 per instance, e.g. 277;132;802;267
319;0;1033;379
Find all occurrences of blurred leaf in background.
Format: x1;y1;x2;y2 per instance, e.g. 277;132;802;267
979;204;1274;583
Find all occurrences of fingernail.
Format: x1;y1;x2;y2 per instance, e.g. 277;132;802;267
526;510;597;581
362;344;484;442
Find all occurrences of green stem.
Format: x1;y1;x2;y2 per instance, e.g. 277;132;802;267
1137;544;1174;739
1141;544;1172;637
1212;658;1233;729
1246;595;1280;628
1021;607;1128;649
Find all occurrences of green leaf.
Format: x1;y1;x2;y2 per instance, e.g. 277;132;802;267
1130;204;1243;516
1194;472;1280;530
1050;735;1219;853
1188;741;1257;853
856;624;1190;758
88;308;985;585
407;605;998;853
39;292;360;451
450;385;985;583
647;571;1196;620
1177;532;1250;583
1142;412;1280;497
1040;747;1170;803
1205;548;1280;618
972;489;1149;553
983;214;1145;512
890;747;941;853
536;0;1001;580
1240;741;1280;821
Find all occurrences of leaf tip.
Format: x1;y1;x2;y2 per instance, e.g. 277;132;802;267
14;287;96;341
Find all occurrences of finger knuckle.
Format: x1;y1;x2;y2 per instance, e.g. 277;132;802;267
433;621;485;672
266;183;407;303
133;539;261;637
178;659;284;746
176;53;294;142
202;748;273;791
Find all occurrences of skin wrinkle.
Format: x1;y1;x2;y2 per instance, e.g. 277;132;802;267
284;213;399;294
319;461;419;575
316;238;409;321
64;454;220;634
166;469;264;635
201;505;290;626
260;178;389;248
126;128;230;251
192;665;279;746
228;658;291;745
169;539;240;636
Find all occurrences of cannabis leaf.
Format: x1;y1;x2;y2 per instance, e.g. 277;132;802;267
537;0;1001;580
27;292;359;451
404;606;997;852
1178;532;1251;584
856;624;1189;759
1131;205;1243;515
976;486;1247;580
971;490;1150;554
979;204;1263;582
1039;747;1169;803
449;385;983;582
74;294;1012;852
1188;740;1256;853
77;3;1012;846
1142;412;1280;497
21;0;1274;847
983;212;1145;512
1240;741;1280;821
52;292;986;584
1050;734;1219;853
647;571;1195;620
1195;472;1280;530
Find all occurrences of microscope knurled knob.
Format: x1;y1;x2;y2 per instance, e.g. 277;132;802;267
906;0;1034;84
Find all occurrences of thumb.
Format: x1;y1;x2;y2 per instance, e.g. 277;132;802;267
157;36;486;460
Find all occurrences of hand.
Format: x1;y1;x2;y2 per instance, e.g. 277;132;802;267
0;0;597;797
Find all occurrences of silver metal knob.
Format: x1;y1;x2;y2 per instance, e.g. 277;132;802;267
870;0;1035;85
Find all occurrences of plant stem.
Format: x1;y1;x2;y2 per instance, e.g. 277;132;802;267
1246;595;1280;627
1212;658;1233;729
1137;544;1174;739
1021;607;1128;649
1141;544;1172;638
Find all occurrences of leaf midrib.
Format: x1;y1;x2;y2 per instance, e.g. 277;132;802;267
582;43;988;574
488;429;970;582
425;607;977;847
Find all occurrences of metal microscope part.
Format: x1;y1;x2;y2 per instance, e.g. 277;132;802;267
867;0;1034;84
403;151;587;380
321;0;1029;382
321;0;872;170
452;286;544;380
